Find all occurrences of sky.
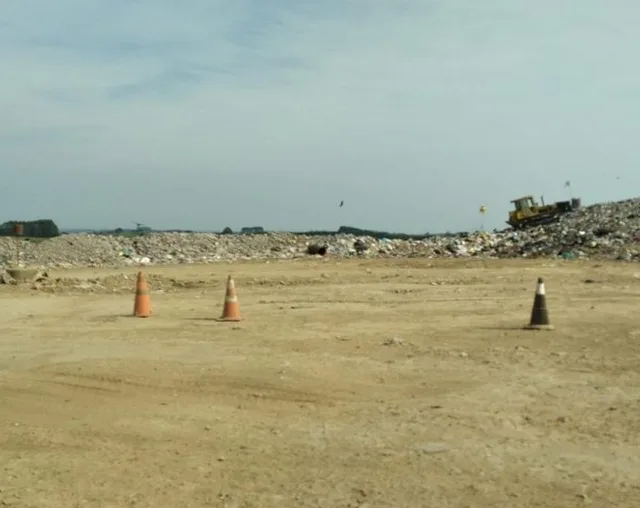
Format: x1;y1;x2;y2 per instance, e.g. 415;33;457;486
1;0;638;233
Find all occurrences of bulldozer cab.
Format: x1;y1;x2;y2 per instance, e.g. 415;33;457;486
511;196;538;212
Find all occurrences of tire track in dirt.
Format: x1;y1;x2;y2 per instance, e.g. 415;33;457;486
19;361;364;406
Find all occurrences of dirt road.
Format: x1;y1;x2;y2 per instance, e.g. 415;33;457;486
1;258;639;507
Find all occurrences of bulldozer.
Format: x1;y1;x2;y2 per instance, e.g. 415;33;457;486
507;195;581;229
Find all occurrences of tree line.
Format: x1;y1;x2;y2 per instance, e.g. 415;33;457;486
0;220;60;238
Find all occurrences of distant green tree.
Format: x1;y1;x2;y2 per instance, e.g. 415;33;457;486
0;219;60;238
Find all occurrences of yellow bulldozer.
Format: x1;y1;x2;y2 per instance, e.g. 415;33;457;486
507;195;581;229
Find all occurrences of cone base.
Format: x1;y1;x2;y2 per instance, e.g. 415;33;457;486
524;323;554;330
216;317;241;322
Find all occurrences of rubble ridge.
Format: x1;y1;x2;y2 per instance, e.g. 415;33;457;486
1;197;639;270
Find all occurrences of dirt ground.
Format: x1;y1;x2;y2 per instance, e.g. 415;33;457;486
1;258;639;507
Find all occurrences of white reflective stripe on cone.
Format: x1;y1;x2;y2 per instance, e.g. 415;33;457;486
537;283;546;295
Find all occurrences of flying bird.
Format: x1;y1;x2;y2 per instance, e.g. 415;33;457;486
339;200;344;207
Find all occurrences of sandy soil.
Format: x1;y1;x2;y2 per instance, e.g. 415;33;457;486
1;258;639;507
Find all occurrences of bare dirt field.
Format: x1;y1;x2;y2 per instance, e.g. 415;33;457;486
1;258;639;507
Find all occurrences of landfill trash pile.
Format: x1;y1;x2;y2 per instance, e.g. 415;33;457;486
0;197;639;271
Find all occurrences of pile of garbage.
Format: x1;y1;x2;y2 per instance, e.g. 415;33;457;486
0;197;639;269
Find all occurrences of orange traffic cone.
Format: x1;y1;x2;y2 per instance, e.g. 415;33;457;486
216;275;241;322
133;271;152;318
524;277;553;330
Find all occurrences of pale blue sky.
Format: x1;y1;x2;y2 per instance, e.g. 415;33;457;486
1;0;638;233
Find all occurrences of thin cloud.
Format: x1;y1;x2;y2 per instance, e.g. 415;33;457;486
0;0;638;232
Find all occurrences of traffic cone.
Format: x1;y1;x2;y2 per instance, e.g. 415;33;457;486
524;277;553;330
216;275;241;322
133;271;152;318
